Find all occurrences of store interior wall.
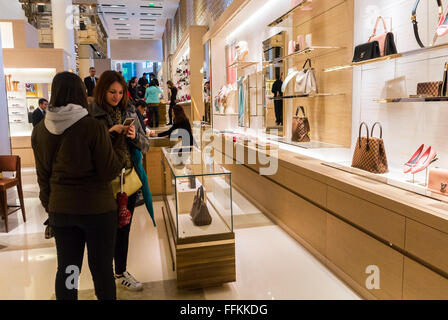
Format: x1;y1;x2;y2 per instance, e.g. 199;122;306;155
352;0;448;169
110;39;163;62
210;0;290;132
0;0;25;20
0;32;10;155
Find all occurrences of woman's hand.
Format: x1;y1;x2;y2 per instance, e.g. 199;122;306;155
109;124;125;134
149;130;157;137
126;124;136;139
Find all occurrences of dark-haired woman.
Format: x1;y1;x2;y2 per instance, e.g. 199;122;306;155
128;77;139;101
89;70;149;292
150;104;194;147
31;72;126;300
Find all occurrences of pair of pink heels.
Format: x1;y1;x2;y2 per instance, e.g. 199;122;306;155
404;144;438;174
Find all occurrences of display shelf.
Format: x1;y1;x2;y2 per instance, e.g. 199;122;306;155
226;61;258;69
214;113;239;116
270;93;345;100
268;0;312;27
324;42;448;73
264;46;344;66
374;96;448;103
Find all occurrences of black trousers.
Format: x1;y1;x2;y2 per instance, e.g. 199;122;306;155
50;211;117;300
148;105;159;127
114;192;138;275
274;100;283;125
168;103;174;125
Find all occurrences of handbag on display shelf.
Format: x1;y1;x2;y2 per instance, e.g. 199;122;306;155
288;40;296;55
294;58;318;95
412;0;443;48
296;35;305;51
351;122;389;174
441;62;448;96
190;186;212;226
416;81;443;97
352;41;380;62
291;106;310;142
368;16;398;57
428;168;448;195
111;167;142;199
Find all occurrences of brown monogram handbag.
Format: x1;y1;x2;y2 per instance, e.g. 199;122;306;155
291;106;310;142
190;186;212;226
416;81;443;97
351;122;388;174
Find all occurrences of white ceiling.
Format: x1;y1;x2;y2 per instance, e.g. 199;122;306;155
97;0;180;40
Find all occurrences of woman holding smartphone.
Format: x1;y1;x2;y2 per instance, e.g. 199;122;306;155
89;71;149;291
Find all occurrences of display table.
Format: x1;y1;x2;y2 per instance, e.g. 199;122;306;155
161;146;236;289
213;134;448;299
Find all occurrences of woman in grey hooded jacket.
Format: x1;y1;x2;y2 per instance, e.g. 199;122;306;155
32;71;127;300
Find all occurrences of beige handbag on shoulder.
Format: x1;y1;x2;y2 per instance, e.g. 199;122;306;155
111;167;142;199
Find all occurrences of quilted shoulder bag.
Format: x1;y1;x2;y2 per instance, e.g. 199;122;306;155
428;168;448;195
111;167;142;199
190;186;212;226
291;106;311;142
351;122;388;174
294;59;318;95
368;16;398;57
416;81;442;97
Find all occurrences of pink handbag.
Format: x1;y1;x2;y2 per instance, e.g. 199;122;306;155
288;40;296;55
368;16;393;56
297;35;305;50
428;168;448;195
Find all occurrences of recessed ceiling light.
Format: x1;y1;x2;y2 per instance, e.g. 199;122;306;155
140;24;155;27
116;28;130;31
117;32;131;35
114;23;130;26
140;18;156;21
140;29;154;32
100;4;126;8
112;17;128;20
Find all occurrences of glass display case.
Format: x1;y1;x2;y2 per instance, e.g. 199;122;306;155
160;146;235;289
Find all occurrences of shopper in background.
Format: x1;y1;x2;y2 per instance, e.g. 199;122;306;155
204;81;211;123
149;73;159;87
128;77;139;102
32;98;48;127
166;80;178;125
134;100;147;132
271;73;283;126
32;71;126;300
89;70;149;292
150;104;194;147
138;73;148;87
145;81;163;128
84;67;98;98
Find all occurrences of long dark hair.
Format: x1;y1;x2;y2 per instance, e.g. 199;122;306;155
172;105;188;125
49;72;88;109
94;70;129;112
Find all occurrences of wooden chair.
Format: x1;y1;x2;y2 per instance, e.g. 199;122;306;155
0;156;26;233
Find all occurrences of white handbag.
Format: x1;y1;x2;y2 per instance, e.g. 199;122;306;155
294;59;317;95
281;67;299;93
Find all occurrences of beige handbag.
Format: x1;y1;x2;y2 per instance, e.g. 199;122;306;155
111;167;142;199
294;59;317;95
428;168;448;195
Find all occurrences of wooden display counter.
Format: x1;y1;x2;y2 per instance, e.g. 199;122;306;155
213;136;448;299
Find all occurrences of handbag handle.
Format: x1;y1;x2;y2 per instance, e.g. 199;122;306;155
358;122;370;149
369;16;389;41
371;122;383;138
302;58;312;69
295;106;306;117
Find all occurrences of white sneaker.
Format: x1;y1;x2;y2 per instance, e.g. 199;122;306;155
115;271;143;291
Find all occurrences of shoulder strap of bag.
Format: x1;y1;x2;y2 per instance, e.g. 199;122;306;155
302;59;312;69
369;16;388;41
295;106;306;117
412;0;442;48
371;122;383;138
199;186;204;203
358;122;370;149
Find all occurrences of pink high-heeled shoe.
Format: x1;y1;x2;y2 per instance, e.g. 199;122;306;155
410;146;438;174
404;144;428;173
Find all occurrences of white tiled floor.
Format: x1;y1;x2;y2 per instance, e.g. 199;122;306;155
0;169;361;300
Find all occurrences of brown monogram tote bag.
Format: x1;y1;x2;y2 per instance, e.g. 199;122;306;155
291;106;311;142
190;186;212;226
351;122;388;174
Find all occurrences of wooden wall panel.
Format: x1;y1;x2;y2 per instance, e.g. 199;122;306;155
403;257;448;300
405;219;448;275
288;0;354;147
326;215;404;299
225;162;327;255
327;186;406;249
